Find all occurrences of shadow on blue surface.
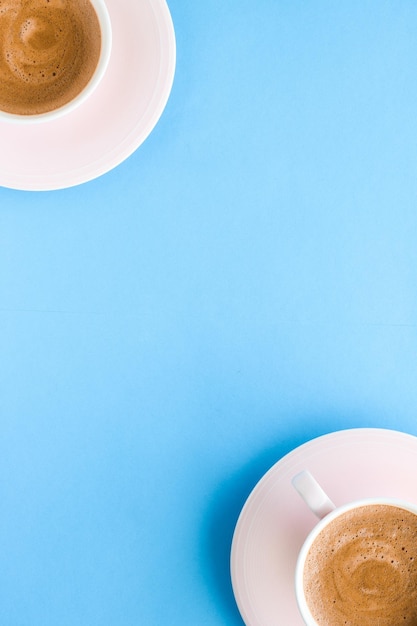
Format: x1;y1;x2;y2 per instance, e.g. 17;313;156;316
202;422;329;624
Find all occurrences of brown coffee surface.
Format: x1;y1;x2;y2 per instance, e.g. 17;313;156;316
303;504;417;625
0;0;101;115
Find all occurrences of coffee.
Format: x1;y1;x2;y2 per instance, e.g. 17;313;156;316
303;504;417;625
0;0;101;115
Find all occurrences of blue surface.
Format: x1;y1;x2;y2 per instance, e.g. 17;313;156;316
2;0;417;623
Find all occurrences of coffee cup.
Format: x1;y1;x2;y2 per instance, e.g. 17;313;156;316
292;470;417;626
0;0;112;123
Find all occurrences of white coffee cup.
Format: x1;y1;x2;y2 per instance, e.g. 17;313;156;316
292;470;417;626
0;0;112;124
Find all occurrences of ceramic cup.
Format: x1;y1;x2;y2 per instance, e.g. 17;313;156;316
292;470;417;626
0;0;112;124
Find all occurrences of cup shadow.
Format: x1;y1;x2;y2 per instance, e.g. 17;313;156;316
201;423;328;624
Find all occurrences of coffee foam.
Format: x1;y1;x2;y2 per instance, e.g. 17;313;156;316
0;0;101;115
303;504;417;625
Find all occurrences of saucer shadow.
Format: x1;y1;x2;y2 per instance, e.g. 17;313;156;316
201;424;327;624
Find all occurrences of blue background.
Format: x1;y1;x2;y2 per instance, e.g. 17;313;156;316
2;0;417;623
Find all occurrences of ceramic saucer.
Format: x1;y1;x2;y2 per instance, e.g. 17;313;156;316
230;428;417;626
0;0;176;191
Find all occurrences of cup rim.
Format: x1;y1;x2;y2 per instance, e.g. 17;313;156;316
295;497;417;626
0;0;112;124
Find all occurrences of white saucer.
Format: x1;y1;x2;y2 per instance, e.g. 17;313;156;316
230;428;417;626
0;0;176;191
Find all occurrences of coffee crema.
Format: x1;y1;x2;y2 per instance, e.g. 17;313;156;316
303;504;417;625
0;0;101;115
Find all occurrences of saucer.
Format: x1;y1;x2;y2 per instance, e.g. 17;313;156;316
0;0;176;191
230;428;417;626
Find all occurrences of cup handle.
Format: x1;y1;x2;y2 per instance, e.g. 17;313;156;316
292;470;336;519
